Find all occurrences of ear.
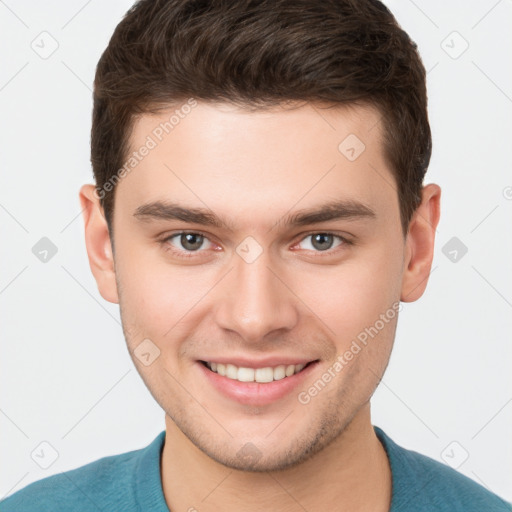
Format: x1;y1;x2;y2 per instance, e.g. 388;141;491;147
79;184;119;304
400;183;441;302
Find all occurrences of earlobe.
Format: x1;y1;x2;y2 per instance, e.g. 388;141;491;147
79;184;119;304
400;183;441;303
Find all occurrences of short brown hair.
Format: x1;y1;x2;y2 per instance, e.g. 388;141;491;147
91;0;431;236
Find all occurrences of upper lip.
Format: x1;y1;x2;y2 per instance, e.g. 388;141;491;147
199;357;319;368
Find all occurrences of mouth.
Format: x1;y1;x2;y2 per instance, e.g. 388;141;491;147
199;360;317;383
197;359;320;406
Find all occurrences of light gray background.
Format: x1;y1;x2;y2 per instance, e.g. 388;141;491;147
1;0;511;503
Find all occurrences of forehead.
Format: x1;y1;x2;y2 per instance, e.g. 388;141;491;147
115;101;398;232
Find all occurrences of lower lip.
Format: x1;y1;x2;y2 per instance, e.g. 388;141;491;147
197;360;319;406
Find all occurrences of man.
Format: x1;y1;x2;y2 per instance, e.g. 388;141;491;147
2;0;510;510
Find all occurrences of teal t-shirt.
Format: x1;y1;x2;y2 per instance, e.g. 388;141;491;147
1;426;510;511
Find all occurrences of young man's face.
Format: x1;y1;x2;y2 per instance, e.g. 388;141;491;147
81;101;439;471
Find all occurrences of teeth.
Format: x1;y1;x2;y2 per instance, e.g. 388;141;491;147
205;361;309;383
255;367;274;383
226;364;238;379
237;367;255;382
273;365;286;380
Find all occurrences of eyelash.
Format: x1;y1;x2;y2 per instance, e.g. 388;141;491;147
160;231;353;259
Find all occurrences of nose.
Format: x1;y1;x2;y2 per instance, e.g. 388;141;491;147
214;249;299;344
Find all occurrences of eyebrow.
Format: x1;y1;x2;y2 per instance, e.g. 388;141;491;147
133;199;376;230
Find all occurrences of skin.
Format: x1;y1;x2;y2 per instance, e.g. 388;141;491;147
80;101;440;511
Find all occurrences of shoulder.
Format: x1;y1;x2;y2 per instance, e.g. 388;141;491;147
374;426;512;512
0;432;167;512
0;448;141;512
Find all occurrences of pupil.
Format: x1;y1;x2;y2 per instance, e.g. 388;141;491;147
312;233;333;251
181;233;203;251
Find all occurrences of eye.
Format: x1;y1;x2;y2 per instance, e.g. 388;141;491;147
161;231;351;260
296;233;348;253
163;232;215;254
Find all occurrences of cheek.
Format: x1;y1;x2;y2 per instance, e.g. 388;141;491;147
129;276;188;332
293;243;402;341
115;246;194;340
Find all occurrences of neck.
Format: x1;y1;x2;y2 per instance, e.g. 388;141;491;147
161;404;391;512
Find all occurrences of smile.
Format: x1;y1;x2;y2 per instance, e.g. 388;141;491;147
201;361;314;383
